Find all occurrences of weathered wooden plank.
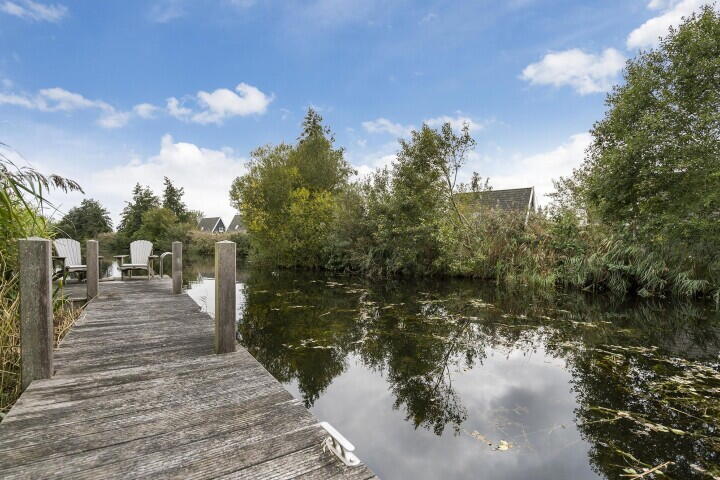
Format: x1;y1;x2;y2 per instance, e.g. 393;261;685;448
1;401;316;477
71;426;327;480
2;373;282;432
0;278;378;479
220;445;377;480
0;393;298;468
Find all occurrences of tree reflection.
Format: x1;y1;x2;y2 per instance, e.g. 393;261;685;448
236;267;720;478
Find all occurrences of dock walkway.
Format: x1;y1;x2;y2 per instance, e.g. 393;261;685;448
0;279;378;479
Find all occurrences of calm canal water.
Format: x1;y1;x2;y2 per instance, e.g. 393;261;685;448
180;256;720;480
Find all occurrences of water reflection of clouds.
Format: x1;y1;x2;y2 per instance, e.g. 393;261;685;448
287;351;598;480
186;277;245;319
186;265;720;480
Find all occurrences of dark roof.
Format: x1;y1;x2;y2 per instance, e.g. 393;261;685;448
198;217;222;232
227;214;246;232
455;187;535;212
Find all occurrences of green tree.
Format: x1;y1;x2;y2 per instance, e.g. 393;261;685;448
367;123;476;275
134;207;190;251
576;7;720;245
550;7;720;297
118;183;160;236
55;199;112;241
230;108;351;267
162;177;189;222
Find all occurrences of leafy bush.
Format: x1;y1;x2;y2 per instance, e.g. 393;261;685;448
187;231;250;257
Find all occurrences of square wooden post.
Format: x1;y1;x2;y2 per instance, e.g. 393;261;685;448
172;241;182;294
86;239;99;299
18;237;54;390
214;241;236;354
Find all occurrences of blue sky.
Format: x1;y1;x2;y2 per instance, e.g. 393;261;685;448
0;0;711;223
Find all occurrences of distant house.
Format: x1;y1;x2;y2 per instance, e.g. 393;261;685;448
198;217;226;233
227;214;246;233
455;187;536;224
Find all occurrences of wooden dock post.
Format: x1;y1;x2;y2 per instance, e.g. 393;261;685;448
172;241;182;294
87;239;99;299
18;237;54;390
214;240;236;354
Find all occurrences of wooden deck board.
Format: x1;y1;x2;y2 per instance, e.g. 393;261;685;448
0;279;377;479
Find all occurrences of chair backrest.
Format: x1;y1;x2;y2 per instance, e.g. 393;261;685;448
130;240;153;265
54;238;82;266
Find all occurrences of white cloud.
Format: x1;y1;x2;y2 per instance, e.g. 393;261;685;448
98;110;131;129
425;113;487;132
485;133;592;204
166;97;191;120
148;0;184;23
346;141;398;180
191;83;273;124
362;113;488;138
50;135;246;225
0;87;131;128
521;48;626;95
627;0;711;49
133;103;159;119
0;0;66;22
362;118;414;138
0;82;272;127
38;87;105;111
0;92;37;109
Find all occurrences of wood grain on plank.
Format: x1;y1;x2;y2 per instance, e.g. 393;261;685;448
0;279;378;479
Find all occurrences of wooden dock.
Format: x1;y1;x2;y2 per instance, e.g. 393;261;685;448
0;279;378;479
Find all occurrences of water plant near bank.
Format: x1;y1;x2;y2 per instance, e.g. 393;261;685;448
185;262;720;479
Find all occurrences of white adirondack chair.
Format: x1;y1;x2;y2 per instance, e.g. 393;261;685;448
116;240;156;280
53;238;87;279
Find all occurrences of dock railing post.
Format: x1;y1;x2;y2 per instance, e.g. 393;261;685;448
18;237;54;390
172;241;182;294
214;240;236;354
87;239;99;299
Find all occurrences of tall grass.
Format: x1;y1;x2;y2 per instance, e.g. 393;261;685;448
0;143;83;417
0;272;81;416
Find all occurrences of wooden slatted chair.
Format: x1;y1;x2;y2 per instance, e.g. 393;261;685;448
115;240;156;280
53;238;87;280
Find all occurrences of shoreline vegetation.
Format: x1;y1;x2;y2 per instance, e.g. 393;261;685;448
0;145;84;415
231;8;720;303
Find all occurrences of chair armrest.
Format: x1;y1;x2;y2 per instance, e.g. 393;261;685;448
149;255;159;259
114;255;128;265
52;256;66;261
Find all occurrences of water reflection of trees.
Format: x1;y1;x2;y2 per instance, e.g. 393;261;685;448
358;303;486;435
238;269;720;478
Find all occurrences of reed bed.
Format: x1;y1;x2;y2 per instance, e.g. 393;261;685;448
0;273;83;418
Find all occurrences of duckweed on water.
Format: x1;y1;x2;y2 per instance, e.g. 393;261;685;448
184;258;720;479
